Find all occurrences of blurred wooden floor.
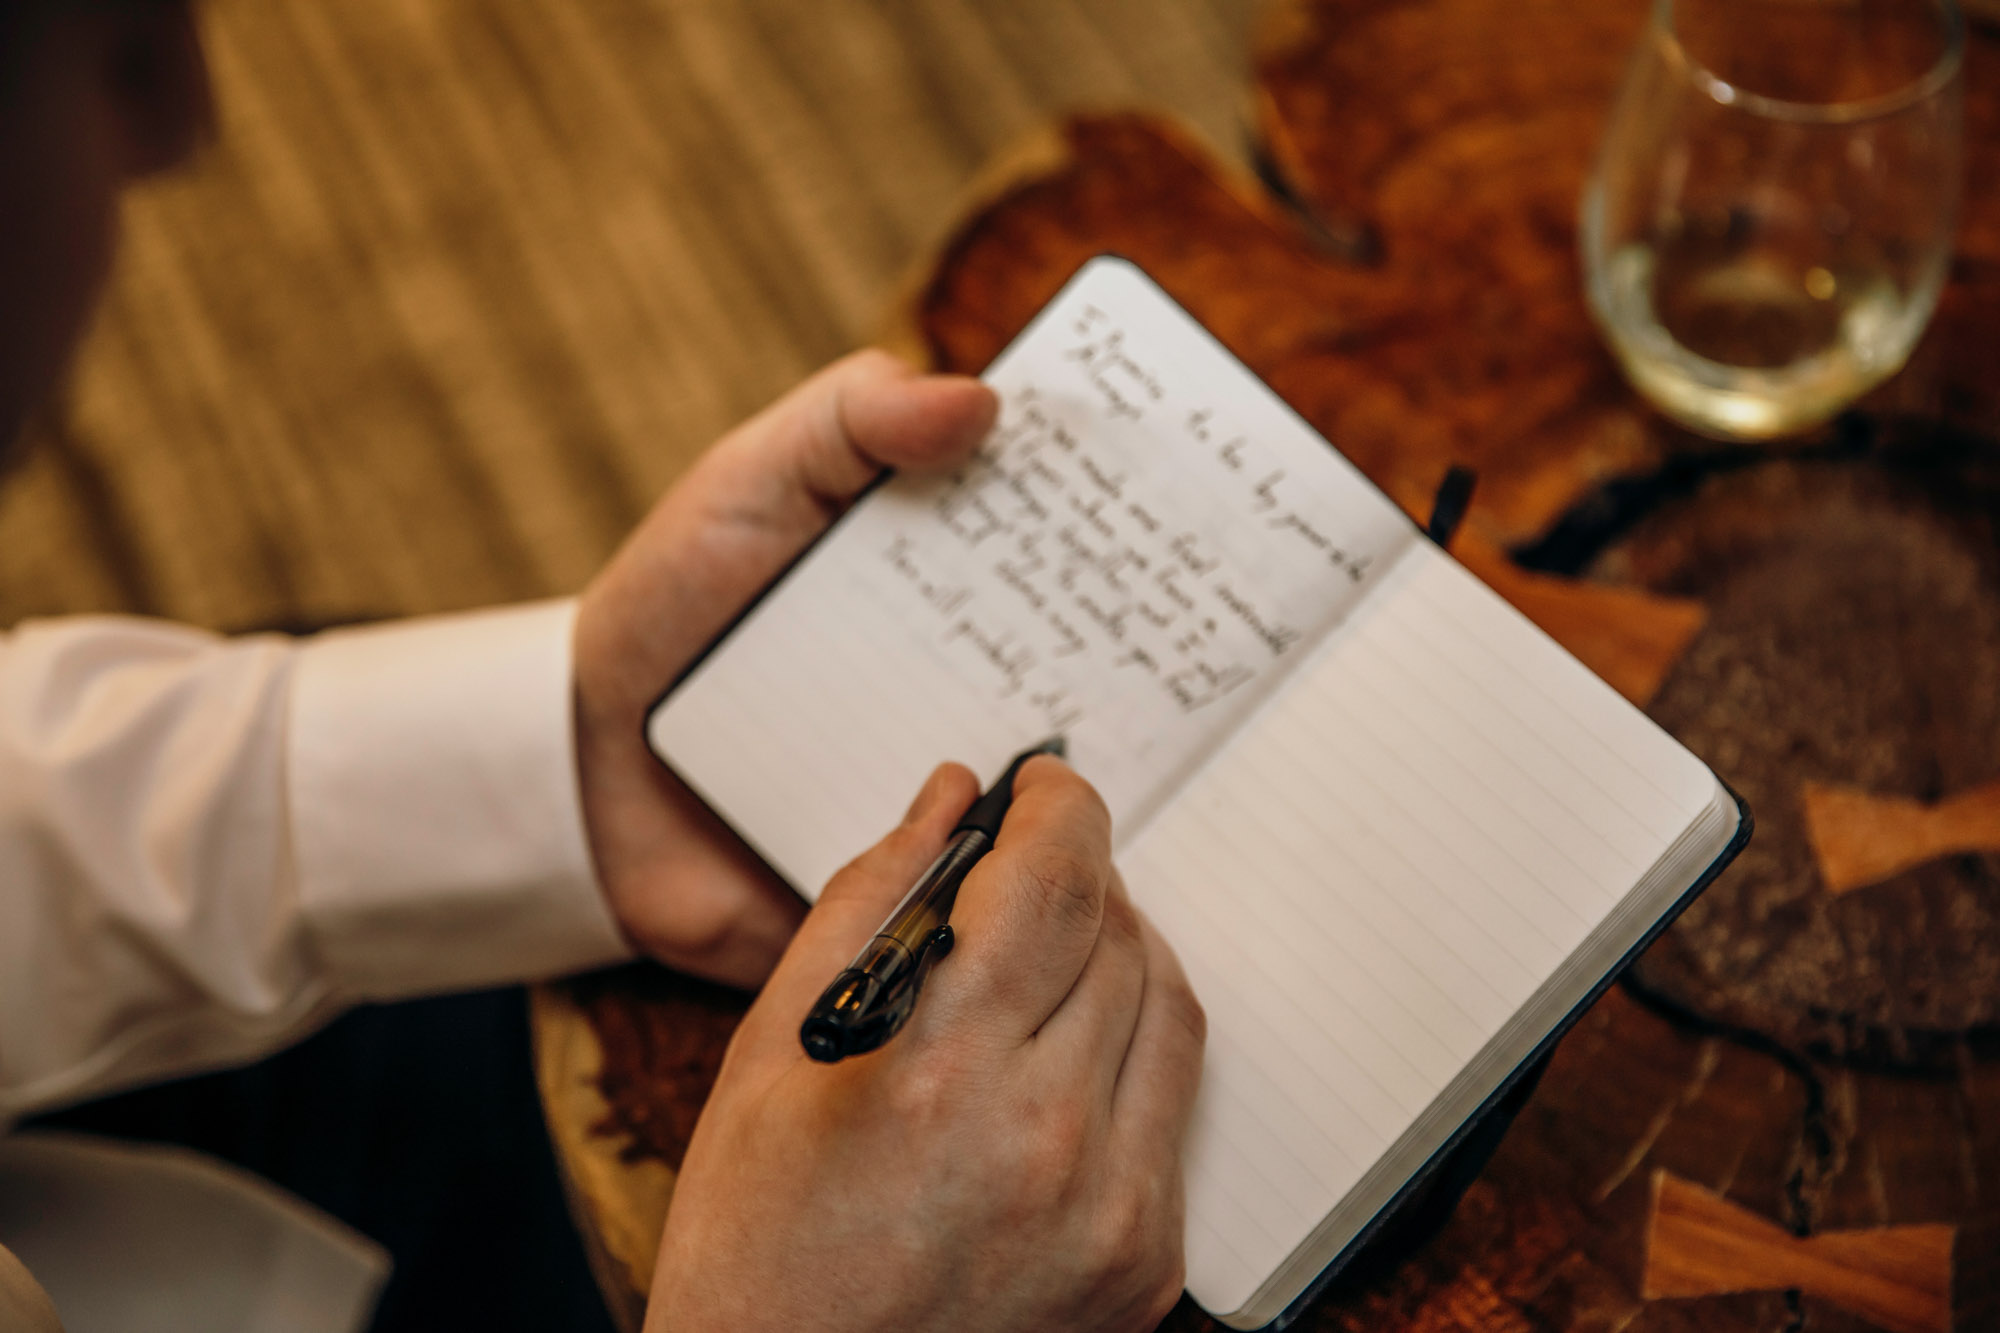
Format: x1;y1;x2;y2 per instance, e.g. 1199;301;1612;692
1;0;1254;631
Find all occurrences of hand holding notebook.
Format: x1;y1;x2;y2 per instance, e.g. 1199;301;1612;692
568;349;998;989
647;257;1748;1327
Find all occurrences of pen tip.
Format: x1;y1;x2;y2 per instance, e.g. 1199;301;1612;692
1037;735;1067;758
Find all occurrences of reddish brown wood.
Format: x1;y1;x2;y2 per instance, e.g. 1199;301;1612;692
914;114;1664;547
1251;0;1675;545
1253;0;2000;522
571;965;748;1171
556;7;2000;1329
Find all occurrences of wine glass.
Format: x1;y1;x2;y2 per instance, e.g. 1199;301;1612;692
1581;0;1965;441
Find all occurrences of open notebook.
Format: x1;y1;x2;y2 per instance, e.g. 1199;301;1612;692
647;257;1747;1329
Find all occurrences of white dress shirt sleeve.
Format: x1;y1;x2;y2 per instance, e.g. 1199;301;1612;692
0;600;631;1123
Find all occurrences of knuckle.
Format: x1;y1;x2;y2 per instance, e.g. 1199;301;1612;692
1090;1191;1151;1277
1013;844;1105;934
1022;1099;1092;1186
1081;1183;1186;1326
885;1057;954;1132
991;1096;1092;1225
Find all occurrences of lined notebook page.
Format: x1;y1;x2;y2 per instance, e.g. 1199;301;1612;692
1126;545;1721;1319
650;258;1415;896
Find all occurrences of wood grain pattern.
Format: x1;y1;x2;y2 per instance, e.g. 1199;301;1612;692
2;0;1256;636
1643;1170;1953;1333
1241;0;2000;1066
530;984;669;1333
914;114;1523;524
1803;779;2000;897
1252;0;2000;538
1250;0;1667;546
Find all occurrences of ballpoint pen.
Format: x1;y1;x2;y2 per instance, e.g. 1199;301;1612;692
799;737;1066;1063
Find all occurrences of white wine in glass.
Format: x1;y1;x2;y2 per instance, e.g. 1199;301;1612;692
1582;0;1965;440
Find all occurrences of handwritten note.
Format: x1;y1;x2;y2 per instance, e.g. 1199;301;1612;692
909;381;1368;727
853;268;1416;836
650;257;1418;893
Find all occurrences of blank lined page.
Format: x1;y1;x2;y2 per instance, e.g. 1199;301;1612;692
1126;545;1720;1318
649;257;1415;896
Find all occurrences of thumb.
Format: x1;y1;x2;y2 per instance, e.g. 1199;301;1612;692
575;353;995;710
708;348;998;534
733;763;981;1059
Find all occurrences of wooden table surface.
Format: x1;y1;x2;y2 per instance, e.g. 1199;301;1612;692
542;2;2000;1330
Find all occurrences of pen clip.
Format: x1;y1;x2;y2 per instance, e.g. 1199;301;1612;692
845;924;955;1059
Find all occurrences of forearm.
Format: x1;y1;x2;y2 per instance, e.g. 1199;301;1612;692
0;603;629;1122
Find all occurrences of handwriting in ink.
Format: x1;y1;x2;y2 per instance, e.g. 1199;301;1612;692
1028;686;1084;734
1153;569;1196;612
1044;609;1087;657
1266;510;1378;584
1062;327;1165;422
994;553;1049;612
936;484;1010;547
1252;470;1286;514
883;538;972;617
1073;591;1129;642
1114;644;1162;674
941;618;1035;697
1167;533;1221;578
1077;456;1126;499
873;318;1396;734
1068;493;1118;540
1165;660;1255;712
1211;584;1303;657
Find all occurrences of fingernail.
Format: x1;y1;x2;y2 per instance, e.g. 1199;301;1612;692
902;765;950;825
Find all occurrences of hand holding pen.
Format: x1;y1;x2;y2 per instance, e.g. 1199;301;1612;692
801;738;1066;1062
647;753;1206;1333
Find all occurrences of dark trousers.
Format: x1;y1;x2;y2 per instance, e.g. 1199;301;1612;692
31;988;620;1333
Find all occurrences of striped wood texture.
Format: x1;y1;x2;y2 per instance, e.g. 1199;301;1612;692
1;0;1254;632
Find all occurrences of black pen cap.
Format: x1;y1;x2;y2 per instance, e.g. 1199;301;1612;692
953;737;1067;840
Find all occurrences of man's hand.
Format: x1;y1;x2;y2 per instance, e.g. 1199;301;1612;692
573;351;998;987
646;758;1207;1332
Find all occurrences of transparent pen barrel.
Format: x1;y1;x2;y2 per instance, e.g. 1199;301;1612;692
876;829;993;950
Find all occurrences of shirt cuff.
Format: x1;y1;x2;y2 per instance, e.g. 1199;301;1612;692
288;600;632;999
